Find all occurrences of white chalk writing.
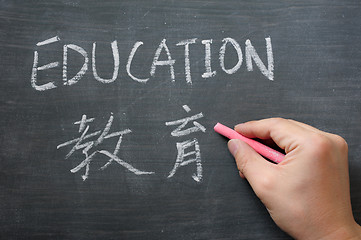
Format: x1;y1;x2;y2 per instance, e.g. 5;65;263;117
165;105;206;182
57;107;209;183
57;113;154;180
245;37;274;80
31;36;60;91
63;44;88;86
36;36;60;46
201;39;217;78
219;38;243;74
176;38;197;84
150;39;176;81
127;41;149;83
92;40;120;83
31;36;274;90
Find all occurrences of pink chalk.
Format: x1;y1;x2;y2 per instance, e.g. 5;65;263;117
214;123;285;163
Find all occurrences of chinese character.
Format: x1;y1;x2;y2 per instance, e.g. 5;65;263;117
165;105;206;182
57;113;154;180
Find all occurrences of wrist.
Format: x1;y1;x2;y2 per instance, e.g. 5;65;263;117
317;221;361;240
295;220;361;240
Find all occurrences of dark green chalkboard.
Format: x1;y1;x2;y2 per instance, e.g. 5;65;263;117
1;1;361;239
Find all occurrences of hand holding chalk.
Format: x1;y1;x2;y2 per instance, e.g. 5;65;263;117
214;122;285;163
221;118;361;239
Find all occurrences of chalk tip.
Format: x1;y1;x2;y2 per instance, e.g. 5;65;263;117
213;122;222;131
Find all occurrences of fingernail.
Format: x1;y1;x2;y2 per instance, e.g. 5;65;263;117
234;123;244;131
228;139;240;157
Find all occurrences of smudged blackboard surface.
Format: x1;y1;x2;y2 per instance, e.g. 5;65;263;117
1;1;361;239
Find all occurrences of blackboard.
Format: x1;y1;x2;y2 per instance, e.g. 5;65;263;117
1;1;361;239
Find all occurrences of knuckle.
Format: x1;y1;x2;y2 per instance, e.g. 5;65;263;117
254;175;274;199
259;175;274;190
304;132;350;168
306;133;348;159
332;134;348;153
270;117;286;125
307;133;332;158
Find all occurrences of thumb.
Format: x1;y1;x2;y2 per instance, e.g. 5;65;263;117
228;139;275;192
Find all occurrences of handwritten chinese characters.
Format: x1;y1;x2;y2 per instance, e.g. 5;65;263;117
165;105;206;182
57;113;154;181
57;107;206;182
31;36;274;91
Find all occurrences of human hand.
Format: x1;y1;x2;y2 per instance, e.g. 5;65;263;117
227;118;361;239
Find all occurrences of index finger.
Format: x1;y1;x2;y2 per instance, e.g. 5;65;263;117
234;118;311;153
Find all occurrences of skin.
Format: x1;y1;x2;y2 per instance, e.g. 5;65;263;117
227;118;361;239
